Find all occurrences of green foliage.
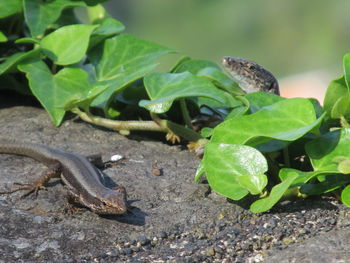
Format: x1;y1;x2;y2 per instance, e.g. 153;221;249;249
18;59;91;125
40;24;98;65
250;172;299;213
23;0;86;37
0;0;22;18
203;143;268;200
0;1;240;133
197;55;350;213
91;34;175;112
2;0;350;213
140;71;235;113
210;98;325;146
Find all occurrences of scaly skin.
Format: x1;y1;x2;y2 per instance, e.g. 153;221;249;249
0;141;128;215
222;56;280;95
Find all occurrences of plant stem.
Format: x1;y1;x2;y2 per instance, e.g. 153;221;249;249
72;108;203;142
340;116;350;128
73;108;168;131
179;98;192;128
280;186;307;202
283;147;290;168
150;112;202;141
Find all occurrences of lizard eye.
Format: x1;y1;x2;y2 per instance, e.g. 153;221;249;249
249;65;257;70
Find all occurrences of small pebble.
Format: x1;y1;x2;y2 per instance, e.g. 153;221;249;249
206;247;215;256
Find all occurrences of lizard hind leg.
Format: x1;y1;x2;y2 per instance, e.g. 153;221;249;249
0;162;61;199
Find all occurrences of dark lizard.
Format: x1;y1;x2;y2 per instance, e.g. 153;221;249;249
0;141;128;215
222;56;280;95
192;56;280;130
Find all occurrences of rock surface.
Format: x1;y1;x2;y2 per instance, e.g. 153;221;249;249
0;103;349;262
266;228;350;263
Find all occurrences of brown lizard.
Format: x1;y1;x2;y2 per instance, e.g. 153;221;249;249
222;56;280;95
0;141;128;215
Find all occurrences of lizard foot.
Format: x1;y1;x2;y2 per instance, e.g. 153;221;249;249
166;132;180;144
0;182;47;199
0;162;61;199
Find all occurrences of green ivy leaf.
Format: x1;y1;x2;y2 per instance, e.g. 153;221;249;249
172;58;244;95
308;98;325;119
173;59;220;74
195;92;241;110
197;67;244;95
344;53;350;89
225;96;250;119
236;173;268;195
18;59;91;125
0;49;41;75
41;24;98;65
245;91;285;113
323;53;350;119
279;168;322;186
201;127;214;138
0;31;7;42
211;98;325;149
54;67;92;111
203;143;268;200
169;56;191;72
90;34;175;111
332;94;350;119
24;0;86;37
194;159;205;182
337;159;350;174
86;4;108;23
323;76;350;118
15;37;40;44
96;34;174;81
18;59;65;125
140;72;228;113
250;172;299;213
306;128;350;172
0;0;22;18
89;17;125;48
301;174;350;195
341;185;350;207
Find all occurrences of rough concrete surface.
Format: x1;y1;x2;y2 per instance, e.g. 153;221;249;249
0;102;350;263
266;228;350;263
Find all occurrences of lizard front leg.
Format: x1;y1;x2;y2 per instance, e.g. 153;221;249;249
0;162;61;198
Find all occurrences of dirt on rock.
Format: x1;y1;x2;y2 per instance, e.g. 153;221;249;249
0;100;350;262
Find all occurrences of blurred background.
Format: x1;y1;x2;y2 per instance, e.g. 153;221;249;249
104;0;350;102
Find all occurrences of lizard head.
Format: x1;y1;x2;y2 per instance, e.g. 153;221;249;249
93;186;128;215
222;56;280;95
